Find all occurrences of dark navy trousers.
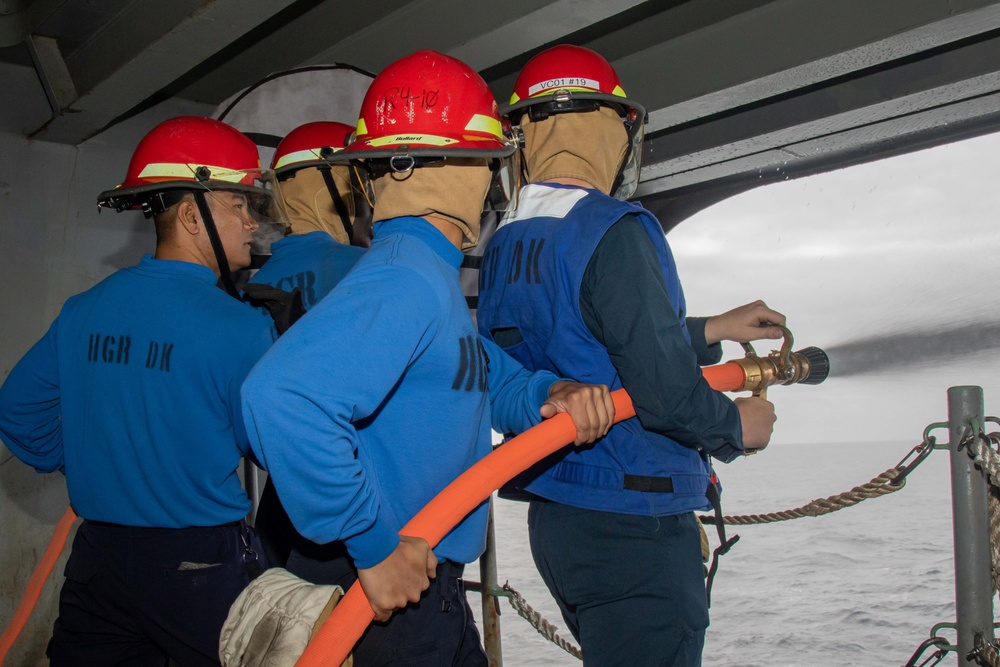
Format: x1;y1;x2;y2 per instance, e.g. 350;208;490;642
47;519;262;667
287;541;488;667
528;500;709;667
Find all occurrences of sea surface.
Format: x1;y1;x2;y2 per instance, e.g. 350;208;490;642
474;440;962;666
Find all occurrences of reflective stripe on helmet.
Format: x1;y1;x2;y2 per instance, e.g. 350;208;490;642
272;148;339;171
270;122;355;174
525;77;601;97
464;114;504;139
364;134;458;148
511;83;629;106
137;162;258;184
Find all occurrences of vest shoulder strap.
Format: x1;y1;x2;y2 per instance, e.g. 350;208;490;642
243;283;306;335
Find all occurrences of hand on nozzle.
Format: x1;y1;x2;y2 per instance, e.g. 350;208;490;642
735;395;776;452
357;534;437;623
704;300;786;345
540;381;615;445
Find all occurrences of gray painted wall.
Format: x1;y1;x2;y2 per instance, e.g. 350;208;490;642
0;60;212;662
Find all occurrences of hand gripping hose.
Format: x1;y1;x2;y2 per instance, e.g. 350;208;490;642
296;363;747;666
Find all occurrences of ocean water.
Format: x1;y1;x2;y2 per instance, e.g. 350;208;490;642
475;440;961;666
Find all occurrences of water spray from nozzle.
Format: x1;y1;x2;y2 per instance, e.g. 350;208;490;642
824;321;1000;378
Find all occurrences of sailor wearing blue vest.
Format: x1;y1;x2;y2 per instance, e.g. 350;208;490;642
0;117;278;666
476;46;784;666
240;51;615;667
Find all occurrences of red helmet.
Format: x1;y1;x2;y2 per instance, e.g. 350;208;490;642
269;121;374;247
270;121;355;176
98;116;267;215
504;45;646;199
337;50;515;166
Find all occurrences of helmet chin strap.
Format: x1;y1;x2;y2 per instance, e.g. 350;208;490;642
193;191;241;300
318;165;355;244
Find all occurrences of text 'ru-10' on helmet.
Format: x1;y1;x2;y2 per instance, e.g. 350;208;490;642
503;44;647;200
331;50;520;213
97;115;282;225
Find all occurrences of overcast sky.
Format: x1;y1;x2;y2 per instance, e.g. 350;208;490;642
666;131;1000;445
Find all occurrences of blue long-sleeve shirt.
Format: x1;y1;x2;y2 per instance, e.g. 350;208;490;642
0;256;276;527
248;231;365;310
580;216;742;459
242;217;558;568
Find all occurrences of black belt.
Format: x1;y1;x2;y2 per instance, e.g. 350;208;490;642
86;519;241;530
437;559;465;579
622;474;674;493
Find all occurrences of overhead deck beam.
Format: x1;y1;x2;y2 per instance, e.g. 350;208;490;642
624;0;1000;134
643;92;1000;202
465;0;1000;205
176;0;646;105
635;27;1000;197
174;0;413;104
16;0;1000;191
484;0;772;107
302;0;645;79
60;0;210;97
0;0;65;48
25;33;74;116
29;0;299;145
482;0;1000;130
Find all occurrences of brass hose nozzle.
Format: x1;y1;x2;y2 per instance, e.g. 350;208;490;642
730;326;830;396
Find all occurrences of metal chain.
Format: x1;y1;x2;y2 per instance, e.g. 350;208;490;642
970;633;1000;667
902;636;951;667
975;643;1000;667
496;583;583;660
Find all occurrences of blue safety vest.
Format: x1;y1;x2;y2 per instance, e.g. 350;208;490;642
477;184;713;515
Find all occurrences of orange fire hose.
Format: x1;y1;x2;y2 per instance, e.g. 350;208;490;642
0;364;746;665
0;506;77;665
296;363;746;666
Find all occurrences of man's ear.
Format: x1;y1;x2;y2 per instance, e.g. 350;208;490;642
175;197;201;236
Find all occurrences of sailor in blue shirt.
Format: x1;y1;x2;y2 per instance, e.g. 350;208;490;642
241;51;615;667
246;122;369;320
477;46;784;667
250;231;364;310
242;122;369;567
0;117;278;667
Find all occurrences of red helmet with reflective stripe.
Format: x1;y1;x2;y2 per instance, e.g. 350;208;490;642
504;45;644;123
337;50;515;163
98;116;265;213
270;121;354;176
504;45;647;199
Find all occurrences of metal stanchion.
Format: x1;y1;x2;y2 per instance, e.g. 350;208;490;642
947;386;995;662
480;498;503;667
243;459;263;525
